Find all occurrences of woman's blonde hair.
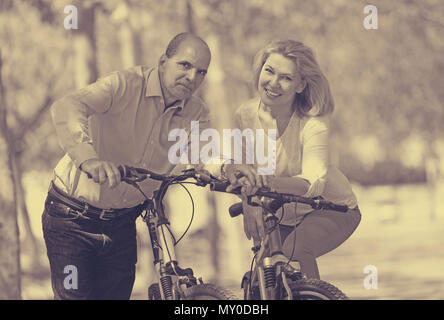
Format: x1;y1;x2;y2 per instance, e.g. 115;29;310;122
252;40;334;117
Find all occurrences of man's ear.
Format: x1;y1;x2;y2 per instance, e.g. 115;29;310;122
159;54;168;69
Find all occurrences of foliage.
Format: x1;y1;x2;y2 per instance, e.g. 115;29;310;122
2;0;443;183
191;0;444;184
1;0;443;176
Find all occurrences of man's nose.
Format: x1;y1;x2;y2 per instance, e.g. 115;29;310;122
186;68;197;82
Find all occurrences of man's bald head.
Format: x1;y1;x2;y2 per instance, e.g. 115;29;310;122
165;32;211;60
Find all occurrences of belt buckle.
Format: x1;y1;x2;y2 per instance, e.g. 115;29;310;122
99;209;114;221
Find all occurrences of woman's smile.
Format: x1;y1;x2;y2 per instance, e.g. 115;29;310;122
263;87;282;98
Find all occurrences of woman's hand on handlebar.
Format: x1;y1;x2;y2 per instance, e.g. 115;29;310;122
224;164;272;194
80;159;122;188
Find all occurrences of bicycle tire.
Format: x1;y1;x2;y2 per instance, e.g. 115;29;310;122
148;283;162;300
287;278;349;300
182;284;239;300
241;274;260;300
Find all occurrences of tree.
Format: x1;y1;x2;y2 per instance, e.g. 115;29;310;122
71;0;100;87
0;50;21;300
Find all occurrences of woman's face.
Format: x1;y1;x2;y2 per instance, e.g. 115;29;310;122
258;53;305;110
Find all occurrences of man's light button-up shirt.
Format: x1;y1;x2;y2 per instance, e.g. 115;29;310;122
51;65;211;209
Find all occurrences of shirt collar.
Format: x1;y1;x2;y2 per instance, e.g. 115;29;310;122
145;66;185;111
145;66;163;98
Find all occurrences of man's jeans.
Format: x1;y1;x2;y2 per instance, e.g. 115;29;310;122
42;196;140;300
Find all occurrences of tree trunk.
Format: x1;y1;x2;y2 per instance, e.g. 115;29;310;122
118;22;142;68
184;0;223;283
74;1;99;88
0;51;21;300
13;155;42;263
203;34;250;284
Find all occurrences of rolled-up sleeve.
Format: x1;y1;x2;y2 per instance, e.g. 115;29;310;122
51;73;119;168
295;115;330;198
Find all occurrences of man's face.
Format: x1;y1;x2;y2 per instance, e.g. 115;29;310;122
159;40;211;104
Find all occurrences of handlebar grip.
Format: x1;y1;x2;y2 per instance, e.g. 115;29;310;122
229;199;283;218
323;202;349;213
209;180;230;191
117;165;164;182
228;202;243;218
118;165;130;178
210;180;241;194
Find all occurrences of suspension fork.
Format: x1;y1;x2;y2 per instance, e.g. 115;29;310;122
153;189;177;264
144;204;160;263
254;236;276;300
256;212;287;300
150;188;182;299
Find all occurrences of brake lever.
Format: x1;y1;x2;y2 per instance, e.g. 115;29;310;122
120;168;148;184
121;177;141;186
246;196;262;207
182;168;220;186
245;185;273;207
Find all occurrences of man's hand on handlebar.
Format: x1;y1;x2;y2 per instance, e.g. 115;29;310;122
80;159;122;188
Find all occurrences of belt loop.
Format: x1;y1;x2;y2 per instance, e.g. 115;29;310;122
79;203;89;218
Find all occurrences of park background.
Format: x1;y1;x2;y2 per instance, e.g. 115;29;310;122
1;0;443;300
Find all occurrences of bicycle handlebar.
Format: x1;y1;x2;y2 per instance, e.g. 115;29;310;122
118;165;166;182
117;165;350;215
210;179;349;215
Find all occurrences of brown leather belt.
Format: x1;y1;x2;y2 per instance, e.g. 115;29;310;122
46;182;147;221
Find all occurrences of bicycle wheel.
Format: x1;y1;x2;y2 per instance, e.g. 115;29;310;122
182;284;239;300
148;283;162;300
286;278;349;300
241;272;260;300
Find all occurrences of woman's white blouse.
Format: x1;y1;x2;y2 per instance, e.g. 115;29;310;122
234;97;358;225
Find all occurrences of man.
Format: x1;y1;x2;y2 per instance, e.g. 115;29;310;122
43;33;213;300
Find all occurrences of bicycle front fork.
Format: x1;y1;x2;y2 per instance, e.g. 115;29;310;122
255;213;302;300
257;258;275;299
146;212;197;299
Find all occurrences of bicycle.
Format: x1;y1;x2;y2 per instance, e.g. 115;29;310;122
119;165;349;300
221;185;350;300
117;165;238;300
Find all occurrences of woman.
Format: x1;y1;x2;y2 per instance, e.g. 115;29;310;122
225;40;361;280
